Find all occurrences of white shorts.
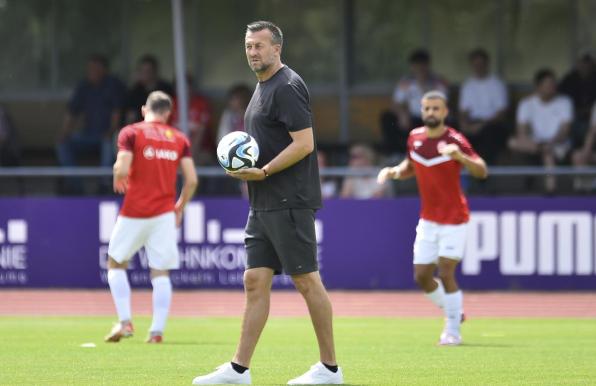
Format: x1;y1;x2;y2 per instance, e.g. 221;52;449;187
413;219;468;265
107;212;179;270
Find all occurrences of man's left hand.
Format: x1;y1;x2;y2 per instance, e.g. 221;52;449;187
227;168;266;181
439;143;464;162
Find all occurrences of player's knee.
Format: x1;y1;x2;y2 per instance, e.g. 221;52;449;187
414;271;432;288
291;273;316;295
437;269;455;284
243;270;267;293
108;257;127;270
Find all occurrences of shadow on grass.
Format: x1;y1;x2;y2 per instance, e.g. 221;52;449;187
459;343;516;348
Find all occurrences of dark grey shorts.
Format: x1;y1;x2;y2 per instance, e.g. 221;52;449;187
244;208;318;275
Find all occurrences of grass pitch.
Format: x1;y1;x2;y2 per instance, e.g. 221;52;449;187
1;316;595;385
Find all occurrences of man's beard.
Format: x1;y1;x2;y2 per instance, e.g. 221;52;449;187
250;60;271;74
423;117;442;128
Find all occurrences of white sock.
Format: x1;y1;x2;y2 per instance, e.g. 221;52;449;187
150;276;172;333
107;269;131;322
424;278;445;309
443;290;463;336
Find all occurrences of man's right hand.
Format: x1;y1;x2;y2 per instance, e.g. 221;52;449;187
377;167;398;184
113;177;128;194
174;202;184;228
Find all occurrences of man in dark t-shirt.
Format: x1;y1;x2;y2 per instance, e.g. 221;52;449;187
192;21;343;386
125;55;173;124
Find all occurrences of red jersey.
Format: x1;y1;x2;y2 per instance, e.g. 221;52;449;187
117;121;191;218
407;126;479;224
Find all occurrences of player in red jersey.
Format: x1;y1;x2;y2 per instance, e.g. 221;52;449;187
104;91;198;343
378;91;487;346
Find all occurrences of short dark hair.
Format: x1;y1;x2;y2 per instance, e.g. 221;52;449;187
422;90;448;103
145;91;172;115
409;49;430;64
534;68;556;85
468;48;489;62
138;54;159;70
246;20;283;46
88;54;109;69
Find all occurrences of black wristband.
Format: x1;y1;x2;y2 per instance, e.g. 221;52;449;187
262;168;269;178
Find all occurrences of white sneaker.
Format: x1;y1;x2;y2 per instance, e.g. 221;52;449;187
192;363;251;385
287;362;343;385
438;331;462;346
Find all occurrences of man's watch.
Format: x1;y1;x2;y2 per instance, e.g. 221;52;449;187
262;167;270;178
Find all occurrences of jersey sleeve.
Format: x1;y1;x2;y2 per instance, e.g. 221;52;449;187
406;133;414;159
117;126;136;151
458;80;472;112
516;98;531;125
560;97;573;124
393;78;409;104
180;135;191;158
275;83;312;132
455;132;479;158
68;82;85;115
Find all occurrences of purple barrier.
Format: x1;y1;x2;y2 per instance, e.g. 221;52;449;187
0;197;595;289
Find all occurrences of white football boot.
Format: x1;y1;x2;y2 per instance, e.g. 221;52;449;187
438;331;462;346
192;362;251;385
287;362;343;385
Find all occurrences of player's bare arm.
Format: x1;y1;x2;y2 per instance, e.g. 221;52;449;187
439;143;488;179
175;157;198;227
113;151;133;194
377;158;415;184
228;127;314;181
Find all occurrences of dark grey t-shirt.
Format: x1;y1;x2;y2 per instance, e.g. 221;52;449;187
245;66;322;211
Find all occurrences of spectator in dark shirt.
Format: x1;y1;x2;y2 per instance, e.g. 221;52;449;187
56;54;125;169
559;53;596;148
125;55;173;123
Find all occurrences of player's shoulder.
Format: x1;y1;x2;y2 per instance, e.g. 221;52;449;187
519;94;538;107
446;127;469;144
409;126;426;138
120;122;142;135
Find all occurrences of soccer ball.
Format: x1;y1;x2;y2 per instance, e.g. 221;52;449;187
216;131;259;172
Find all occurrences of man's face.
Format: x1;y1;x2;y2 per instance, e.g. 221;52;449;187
245;29;280;73
411;61;430;79
86;61;106;84
138;62;157;85
470;56;489;77
537;76;557;99
421;98;448;128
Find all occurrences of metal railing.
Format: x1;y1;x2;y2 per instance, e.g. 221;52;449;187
1;166;596;177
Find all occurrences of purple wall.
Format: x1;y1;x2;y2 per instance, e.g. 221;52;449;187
0;197;595;290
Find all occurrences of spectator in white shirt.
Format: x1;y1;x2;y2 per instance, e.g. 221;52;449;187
509;69;573;192
459;49;509;164
380;50;448;156
341;144;389;199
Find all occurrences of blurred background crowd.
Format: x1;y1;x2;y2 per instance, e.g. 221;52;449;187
1;0;595;197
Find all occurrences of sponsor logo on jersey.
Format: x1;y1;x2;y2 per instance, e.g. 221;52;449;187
143;146;178;161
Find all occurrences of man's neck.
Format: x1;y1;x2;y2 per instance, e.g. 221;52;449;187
256;62;284;82
538;94;555;103
426;124;446;138
144;114;167;124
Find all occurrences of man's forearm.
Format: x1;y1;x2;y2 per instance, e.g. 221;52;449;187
460;155;488;179
177;180;198;208
263;141;312;175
